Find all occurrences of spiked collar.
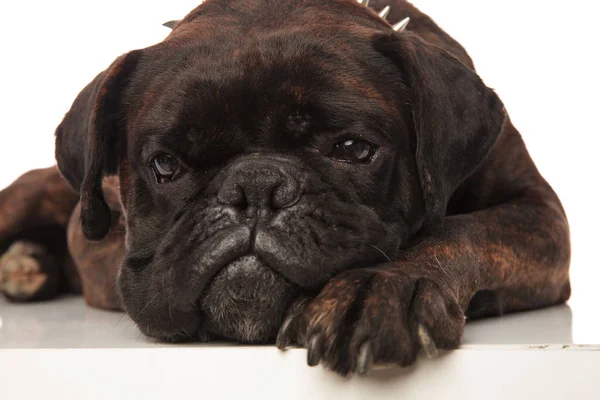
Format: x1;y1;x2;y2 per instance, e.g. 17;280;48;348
162;0;410;32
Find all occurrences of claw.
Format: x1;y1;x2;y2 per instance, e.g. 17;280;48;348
417;323;438;358
356;341;374;376
276;313;296;350
307;333;325;367
277;297;311;349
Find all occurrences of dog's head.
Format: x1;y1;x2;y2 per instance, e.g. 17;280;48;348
55;0;505;342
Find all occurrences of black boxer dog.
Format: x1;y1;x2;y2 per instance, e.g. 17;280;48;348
0;0;570;376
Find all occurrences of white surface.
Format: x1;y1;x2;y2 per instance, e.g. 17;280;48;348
0;0;599;398
1;349;599;400
0;296;588;348
0;296;599;399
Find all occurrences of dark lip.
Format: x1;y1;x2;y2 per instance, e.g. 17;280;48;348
174;219;330;310
252;226;331;290
171;224;252;310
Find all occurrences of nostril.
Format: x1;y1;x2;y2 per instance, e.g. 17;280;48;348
272;179;302;209
218;182;247;208
233;185;248;209
217;161;304;210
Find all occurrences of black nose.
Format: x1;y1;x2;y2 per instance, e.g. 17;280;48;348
218;160;302;210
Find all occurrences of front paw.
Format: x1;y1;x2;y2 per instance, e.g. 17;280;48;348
277;269;465;376
0;241;59;301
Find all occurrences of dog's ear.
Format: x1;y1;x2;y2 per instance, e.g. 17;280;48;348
55;50;142;241
374;32;507;226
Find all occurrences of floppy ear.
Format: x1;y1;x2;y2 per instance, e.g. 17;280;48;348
55;50;142;241
374;32;507;225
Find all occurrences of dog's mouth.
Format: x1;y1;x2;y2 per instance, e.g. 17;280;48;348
199;253;296;343
121;200;393;343
170;217;331;343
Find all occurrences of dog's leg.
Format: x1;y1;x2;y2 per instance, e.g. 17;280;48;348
459;191;571;318
0;168;126;308
66;176;125;310
0;167;80;301
278;188;569;374
277;129;570;375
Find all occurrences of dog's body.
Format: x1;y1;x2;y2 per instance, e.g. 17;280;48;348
0;0;570;375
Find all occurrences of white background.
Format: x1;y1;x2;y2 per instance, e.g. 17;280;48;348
0;0;598;344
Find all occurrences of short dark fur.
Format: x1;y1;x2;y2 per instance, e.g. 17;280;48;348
0;0;570;376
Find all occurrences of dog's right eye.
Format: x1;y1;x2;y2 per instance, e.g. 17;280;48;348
151;153;183;183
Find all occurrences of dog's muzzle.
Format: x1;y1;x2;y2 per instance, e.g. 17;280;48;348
191;156;308;340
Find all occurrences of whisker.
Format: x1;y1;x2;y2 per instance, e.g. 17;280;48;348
181;325;193;340
369;244;392;262
432;250;452;279
188;300;199;311
124;321;135;332
168;303;176;331
137;293;160;318
113;312;127;328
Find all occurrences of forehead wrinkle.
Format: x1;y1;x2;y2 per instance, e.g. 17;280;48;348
240;26;401;119
134;54;242;126
169;37;339;106
335;72;400;118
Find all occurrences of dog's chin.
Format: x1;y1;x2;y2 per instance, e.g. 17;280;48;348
200;254;296;343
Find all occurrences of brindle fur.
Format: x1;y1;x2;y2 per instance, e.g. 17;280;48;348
0;0;569;376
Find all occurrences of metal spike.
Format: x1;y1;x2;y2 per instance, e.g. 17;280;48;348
392;17;410;32
162;20;180;29
358;0;370;7
379;5;390;19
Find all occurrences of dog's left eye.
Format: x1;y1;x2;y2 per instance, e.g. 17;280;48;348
331;139;376;163
151;153;182;183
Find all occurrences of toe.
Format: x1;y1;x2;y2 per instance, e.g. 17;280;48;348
276;313;297;350
276;296;311;350
412;279;464;352
307;333;325;367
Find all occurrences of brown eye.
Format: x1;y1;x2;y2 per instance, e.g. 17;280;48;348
331;139;376;163
152;153;182;183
